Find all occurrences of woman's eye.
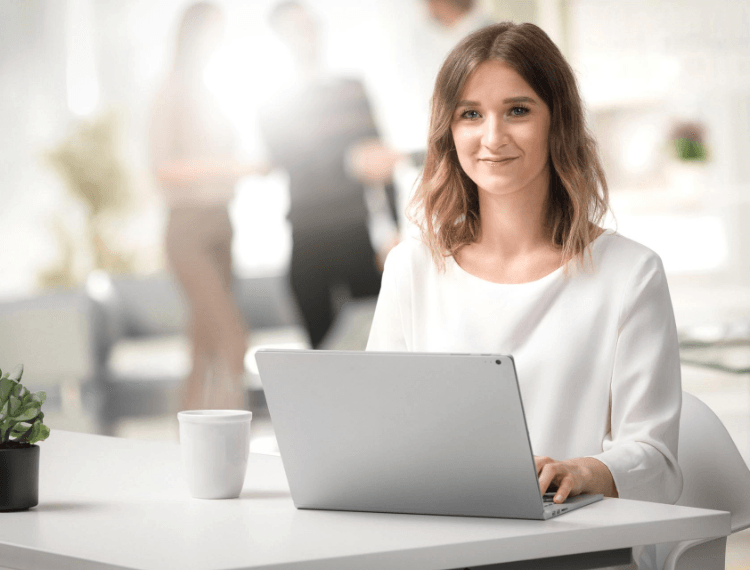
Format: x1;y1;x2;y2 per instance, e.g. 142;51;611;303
510;106;529;117
460;110;480;120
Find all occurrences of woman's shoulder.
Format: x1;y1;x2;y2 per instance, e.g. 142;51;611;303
594;230;662;263
384;237;435;273
591;230;666;279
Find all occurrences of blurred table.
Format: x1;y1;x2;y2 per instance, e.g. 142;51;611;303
0;431;730;570
680;337;750;375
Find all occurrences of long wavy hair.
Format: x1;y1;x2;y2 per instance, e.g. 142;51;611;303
409;22;609;271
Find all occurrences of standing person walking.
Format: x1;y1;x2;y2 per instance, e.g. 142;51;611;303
150;2;266;410
259;1;400;348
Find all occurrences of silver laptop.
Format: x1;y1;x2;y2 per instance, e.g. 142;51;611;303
254;349;602;520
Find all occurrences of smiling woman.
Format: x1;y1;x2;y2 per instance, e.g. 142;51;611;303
367;23;683;569
411;22;608;276
451;65;550;200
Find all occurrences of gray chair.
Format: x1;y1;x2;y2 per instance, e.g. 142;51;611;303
657;391;750;569
86;270;304;434
0;289;94;415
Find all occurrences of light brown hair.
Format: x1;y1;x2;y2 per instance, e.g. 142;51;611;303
409;22;609;270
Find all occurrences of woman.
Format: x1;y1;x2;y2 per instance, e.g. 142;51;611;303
367;22;682;516
150;2;266;411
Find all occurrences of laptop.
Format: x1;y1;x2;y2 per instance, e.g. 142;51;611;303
254;349;603;520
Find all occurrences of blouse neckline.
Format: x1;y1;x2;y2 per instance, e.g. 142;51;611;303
446;230;611;288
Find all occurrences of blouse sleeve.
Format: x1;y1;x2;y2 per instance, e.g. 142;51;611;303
590;252;683;504
366;248;408;351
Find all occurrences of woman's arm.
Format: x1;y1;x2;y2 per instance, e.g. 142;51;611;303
366;244;408;352
155;159;270;186
535;456;617;503
595;252;683;504
536;250;683;505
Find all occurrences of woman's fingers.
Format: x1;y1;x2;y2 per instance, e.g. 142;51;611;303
534;455;554;475
536;457;616;502
553;474;575;504
537;460;579;503
538;462;558;495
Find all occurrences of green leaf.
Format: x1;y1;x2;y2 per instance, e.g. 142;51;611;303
28;422;50;444
11;423;31;438
0;419;11;443
14;403;41;422
30;391;47;406
0;399;8;416
8;364;23;382
0;378;15;407
28;421;41;443
8;395;21;416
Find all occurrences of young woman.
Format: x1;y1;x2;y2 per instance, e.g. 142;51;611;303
367;22;682;516
150;2;266;411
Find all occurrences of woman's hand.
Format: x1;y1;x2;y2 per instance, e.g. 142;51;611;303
535;456;618;504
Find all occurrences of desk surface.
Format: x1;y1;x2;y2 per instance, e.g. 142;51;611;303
0;431;730;570
680;340;750;374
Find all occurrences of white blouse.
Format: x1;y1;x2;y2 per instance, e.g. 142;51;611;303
366;231;683;504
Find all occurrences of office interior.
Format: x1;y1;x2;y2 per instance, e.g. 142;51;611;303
1;0;749;567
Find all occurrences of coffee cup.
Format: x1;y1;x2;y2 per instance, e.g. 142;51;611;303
177;410;253;499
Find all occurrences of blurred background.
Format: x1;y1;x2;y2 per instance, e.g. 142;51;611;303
1;0;749;562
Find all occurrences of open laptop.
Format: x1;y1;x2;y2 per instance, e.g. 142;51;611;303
254;350;602;520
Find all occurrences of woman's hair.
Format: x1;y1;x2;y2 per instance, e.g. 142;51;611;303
409;22;609;270
172;2;223;79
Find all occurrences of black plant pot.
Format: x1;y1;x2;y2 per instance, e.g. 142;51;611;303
0;444;39;511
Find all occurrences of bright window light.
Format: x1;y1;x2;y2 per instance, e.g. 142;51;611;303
204;35;295;148
615;214;728;274
66;0;99;117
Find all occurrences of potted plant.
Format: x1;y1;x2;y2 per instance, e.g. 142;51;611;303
0;365;50;511
666;120;710;202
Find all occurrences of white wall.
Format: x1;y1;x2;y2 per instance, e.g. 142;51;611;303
2;0;749;319
570;0;750;301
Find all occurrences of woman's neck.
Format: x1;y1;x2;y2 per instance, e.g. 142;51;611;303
473;182;551;259
453;176;563;284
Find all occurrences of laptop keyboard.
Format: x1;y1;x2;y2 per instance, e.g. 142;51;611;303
543;492;572;515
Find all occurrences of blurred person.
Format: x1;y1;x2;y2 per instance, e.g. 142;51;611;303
411;0;495;140
149;2;267;411
367;22;681;569
258;1;401;348
387;0;495;154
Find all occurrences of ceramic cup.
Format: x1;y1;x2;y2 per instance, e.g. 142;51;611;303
177;410;253;499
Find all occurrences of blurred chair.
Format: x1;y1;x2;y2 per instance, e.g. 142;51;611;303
86;270;306;435
0;289;93;417
317;297;377;351
657;391;750;570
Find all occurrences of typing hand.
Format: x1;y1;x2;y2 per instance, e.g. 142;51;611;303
535;456;618;504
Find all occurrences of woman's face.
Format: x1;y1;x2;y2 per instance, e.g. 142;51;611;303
451;60;551;202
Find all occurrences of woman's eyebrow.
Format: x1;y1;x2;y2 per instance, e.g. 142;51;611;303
456;96;538;107
503;96;537;105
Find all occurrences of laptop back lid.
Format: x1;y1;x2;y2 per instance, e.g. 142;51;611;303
255;350;545;519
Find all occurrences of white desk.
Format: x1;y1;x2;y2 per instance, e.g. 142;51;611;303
0;431;730;570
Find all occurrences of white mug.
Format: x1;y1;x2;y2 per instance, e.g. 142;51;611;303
177;410;253;499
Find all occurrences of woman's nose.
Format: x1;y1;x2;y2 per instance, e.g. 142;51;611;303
481;115;507;151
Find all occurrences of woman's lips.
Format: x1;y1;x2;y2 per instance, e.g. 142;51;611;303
479;157;517;164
